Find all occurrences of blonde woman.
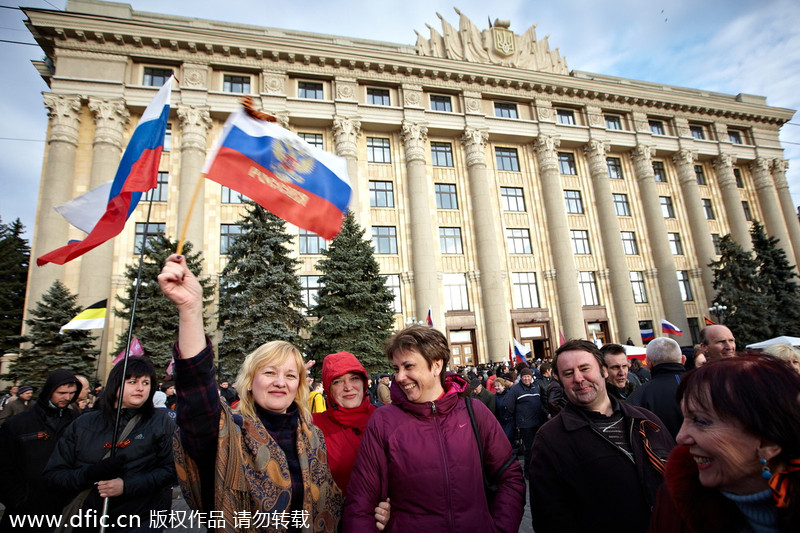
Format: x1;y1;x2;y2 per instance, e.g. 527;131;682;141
762;343;800;373
159;254;343;532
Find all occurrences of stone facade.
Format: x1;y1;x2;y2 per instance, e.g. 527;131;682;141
22;0;798;371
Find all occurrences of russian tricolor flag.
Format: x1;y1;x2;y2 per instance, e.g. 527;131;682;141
640;328;655;342
513;338;530;364
661;319;683;336
38;77;173;266
203;105;352;240
426;307;433;327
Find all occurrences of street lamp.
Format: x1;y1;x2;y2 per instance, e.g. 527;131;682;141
708;303;728;324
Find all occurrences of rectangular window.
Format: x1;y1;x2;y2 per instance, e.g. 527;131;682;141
558;152;577;175
557;109;576;125
439;227;463;254
649;120;665;135
430;94;452;112
298;133;323;149
688;317;700;345
298;81;324;99
367;137;391;163
660;196;675;218
607;157;624;179
371;226;397;254
712;233;721;255
221;185;245;203
431;142;454;167
695;165;707;185
220;224;242;255
300;275;322;311
668;232;684;255
605;115;622;130
163;124;172;152
621;231;639;255
512;272;540;309
702;198;715;220
571;230;591;255
495;147;520;171
734;168;744;188
382;274;402;313
369;181;394;208
299;229;327;255
678;270;694;302
630;271;648;303
613;193;631;216
143;67;173;87
134;222;165;254
494;102;518;118
443;273;469;311
742;201;753;221
728;129;744;144
690;125;706;140
223;74;250;94
501;187;525;212
435;183;458;209
506;228;532;254
653;161;667;182
578;271;599;306
144;171;168;202
367;87;390;106
564;190;584;214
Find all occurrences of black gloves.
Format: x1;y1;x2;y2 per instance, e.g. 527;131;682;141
85;454;125;482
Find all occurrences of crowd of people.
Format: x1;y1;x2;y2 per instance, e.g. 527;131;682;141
0;254;798;532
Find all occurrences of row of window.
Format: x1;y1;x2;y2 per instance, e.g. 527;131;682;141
142;68;748;145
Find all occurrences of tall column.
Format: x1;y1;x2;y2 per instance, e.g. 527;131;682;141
583;140;640;344
462;127;511;362
176;105;212;253
713;154;751;250
533;135;584;339
771;159;800;269
401;121;439;327
674;150;716;301
26;94;82;314
630;145;690;338
78;98;129;305
332;116;361;217
751;158;793;258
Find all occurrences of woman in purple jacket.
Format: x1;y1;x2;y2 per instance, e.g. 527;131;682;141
343;325;525;532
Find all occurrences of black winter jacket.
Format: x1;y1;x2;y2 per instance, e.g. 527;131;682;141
627;362;685;439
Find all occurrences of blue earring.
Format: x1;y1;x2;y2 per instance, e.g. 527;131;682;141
761;458;772;480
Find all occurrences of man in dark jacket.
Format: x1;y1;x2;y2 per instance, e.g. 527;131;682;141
0;385;33;425
530;340;675;533
508;368;547;478
0;369;81;530
468;378;496;414
628;337;685;439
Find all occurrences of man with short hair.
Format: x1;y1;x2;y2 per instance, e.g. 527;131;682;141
700;324;736;361
0;370;82;529
508;368;547;478
0;385;18;411
600;343;639;400
628;337;685;439
529;339;675;533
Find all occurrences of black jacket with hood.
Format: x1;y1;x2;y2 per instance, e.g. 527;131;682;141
0;369;82;529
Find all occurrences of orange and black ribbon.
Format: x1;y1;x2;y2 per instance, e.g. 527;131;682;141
769;457;800;508
638;419;666;475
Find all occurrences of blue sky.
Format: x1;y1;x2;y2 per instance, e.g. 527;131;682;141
2;0;799;241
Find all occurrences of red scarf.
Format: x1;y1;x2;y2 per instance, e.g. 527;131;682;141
327;396;376;433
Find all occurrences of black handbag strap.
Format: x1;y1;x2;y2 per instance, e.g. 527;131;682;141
465;397;516;491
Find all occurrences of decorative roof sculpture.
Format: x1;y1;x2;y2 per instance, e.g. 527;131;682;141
415;7;569;74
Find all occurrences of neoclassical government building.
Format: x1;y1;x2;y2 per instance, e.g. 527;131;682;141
21;0;798;372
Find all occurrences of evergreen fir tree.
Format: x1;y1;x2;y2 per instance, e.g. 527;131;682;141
307;212;396;373
750;220;800;336
10;281;98;390
218;201;308;380
114;235;214;377
0;218;29;355
709;235;772;346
